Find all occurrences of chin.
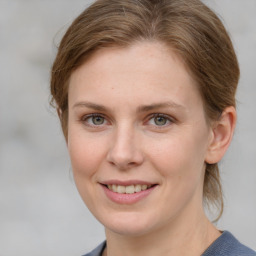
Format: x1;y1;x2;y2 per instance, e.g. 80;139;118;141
107;223;155;237
98;210;160;237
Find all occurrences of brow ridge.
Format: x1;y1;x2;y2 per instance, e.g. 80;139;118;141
72;101;184;112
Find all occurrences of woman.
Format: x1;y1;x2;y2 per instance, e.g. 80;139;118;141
50;0;256;255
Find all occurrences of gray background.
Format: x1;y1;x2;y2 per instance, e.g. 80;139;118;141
0;0;255;255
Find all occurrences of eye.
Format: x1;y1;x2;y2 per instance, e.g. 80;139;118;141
91;116;105;125
82;114;107;126
154;116;168;126
147;114;173;127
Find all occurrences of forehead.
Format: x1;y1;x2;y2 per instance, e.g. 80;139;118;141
69;41;202;111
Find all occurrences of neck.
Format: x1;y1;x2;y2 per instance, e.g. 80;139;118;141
104;209;220;256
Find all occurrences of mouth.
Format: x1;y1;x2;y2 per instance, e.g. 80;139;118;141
105;184;155;194
100;181;158;204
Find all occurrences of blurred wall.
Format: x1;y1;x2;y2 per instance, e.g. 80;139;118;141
0;1;255;255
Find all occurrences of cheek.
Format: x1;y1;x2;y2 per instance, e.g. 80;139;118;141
147;130;208;182
147;134;208;212
67;131;108;209
68;130;105;180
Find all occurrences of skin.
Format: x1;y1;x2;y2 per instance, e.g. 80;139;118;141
67;41;236;256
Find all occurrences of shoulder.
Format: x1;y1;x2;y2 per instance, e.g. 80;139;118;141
203;231;256;256
82;241;106;256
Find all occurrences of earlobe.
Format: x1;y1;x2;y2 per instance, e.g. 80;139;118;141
205;106;237;164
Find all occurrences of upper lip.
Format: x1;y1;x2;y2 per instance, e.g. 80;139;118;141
100;180;157;186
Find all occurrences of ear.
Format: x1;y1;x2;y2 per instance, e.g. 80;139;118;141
205;106;237;164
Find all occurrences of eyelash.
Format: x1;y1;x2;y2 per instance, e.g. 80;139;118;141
81;113;109;127
80;113;174;128
146;113;174;128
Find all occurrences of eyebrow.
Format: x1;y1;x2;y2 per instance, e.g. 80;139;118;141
72;101;185;112
72;102;109;111
137;102;185;113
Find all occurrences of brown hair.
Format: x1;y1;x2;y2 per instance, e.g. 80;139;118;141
50;0;240;219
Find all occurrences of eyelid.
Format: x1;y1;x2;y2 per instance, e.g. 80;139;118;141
81;113;110;127
146;113;175;126
79;112;175;128
81;113;105;121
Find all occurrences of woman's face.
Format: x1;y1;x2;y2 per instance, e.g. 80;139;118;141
68;41;213;236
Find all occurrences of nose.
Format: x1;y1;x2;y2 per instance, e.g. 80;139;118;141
106;125;144;170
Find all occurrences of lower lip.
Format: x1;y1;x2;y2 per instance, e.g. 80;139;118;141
101;185;157;205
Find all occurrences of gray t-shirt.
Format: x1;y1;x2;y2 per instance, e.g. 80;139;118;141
82;231;256;256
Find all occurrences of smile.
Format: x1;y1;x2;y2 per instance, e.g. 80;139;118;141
106;184;153;194
101;182;158;204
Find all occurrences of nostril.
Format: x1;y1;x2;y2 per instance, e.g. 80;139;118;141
127;161;137;166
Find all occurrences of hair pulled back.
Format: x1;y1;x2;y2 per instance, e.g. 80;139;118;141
50;0;240;220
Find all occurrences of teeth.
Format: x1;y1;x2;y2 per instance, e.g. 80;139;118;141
117;185;126;193
141;185;147;191
135;184;142;193
107;184;153;194
112;184;117;193
125;185;135;194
